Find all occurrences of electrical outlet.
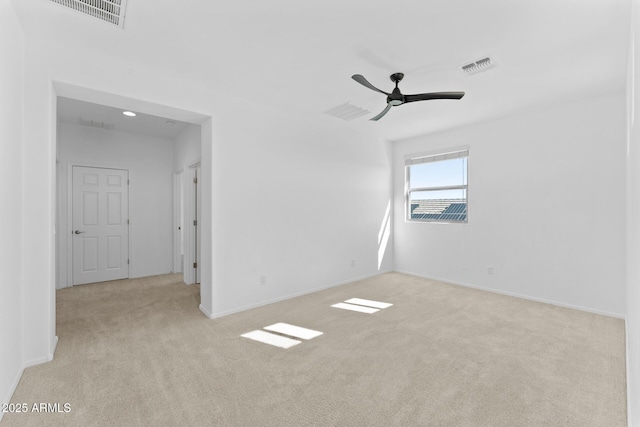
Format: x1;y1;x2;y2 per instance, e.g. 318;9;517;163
259;275;266;286
487;266;494;275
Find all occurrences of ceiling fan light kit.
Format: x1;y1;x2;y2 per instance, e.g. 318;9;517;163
351;72;465;121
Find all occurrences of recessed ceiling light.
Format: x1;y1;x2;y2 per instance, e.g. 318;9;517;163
123;111;136;117
165;120;175;125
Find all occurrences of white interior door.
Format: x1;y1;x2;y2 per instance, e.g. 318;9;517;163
72;166;129;285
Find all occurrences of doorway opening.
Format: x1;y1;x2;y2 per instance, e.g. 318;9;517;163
54;86;208;297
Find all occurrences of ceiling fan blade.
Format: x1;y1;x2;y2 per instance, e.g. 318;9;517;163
404;92;465;103
352;74;390;95
370;103;392;121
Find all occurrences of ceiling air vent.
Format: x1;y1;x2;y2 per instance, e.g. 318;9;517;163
324;102;371;121
50;0;128;28
78;118;115;130
459;56;495;75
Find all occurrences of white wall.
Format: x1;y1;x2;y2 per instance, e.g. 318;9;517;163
208;103;394;316
174;124;201;171
20;37;393;363
22;36;58;366
627;1;640;424
57;122;175;287
0;0;25;415
394;93;627;317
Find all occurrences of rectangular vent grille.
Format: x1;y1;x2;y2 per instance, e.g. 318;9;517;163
78;118;115;130
50;0;128;28
324;102;371;121
459;56;495;75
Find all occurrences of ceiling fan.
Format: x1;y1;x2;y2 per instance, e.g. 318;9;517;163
351;72;465;121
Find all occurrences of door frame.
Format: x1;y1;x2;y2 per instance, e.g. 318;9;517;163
181;160;201;285
173;170;184;274
43;82;214;371
66;161;132;287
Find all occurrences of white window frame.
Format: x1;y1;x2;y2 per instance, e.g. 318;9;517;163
405;149;469;224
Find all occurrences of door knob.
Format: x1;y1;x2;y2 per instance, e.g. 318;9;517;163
74;230;86;234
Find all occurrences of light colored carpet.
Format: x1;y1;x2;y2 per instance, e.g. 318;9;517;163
3;273;626;426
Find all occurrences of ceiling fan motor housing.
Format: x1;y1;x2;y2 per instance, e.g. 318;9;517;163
390;72;405;83
388;73;406;105
388;86;405;106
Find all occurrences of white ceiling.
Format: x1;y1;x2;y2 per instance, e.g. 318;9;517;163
13;0;631;141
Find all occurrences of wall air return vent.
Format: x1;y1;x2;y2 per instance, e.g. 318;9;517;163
78;118;115;130
459;56;495;75
50;0;128;28
324;102;371;121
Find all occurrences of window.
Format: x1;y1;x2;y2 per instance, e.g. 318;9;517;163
405;149;468;223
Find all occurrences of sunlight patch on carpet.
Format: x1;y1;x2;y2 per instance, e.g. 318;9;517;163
344;298;393;309
263;323;323;340
241;330;301;349
331;302;380;314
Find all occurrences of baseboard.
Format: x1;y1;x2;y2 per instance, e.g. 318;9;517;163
394;270;625;319
23;336;58;369
0;335;59;422
62;272;176;288
49;336;58;361
206;270;392;320
0;365;25;422
626;319;633;427
23;355;50;368
129;271;174;280
199;304;213;318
